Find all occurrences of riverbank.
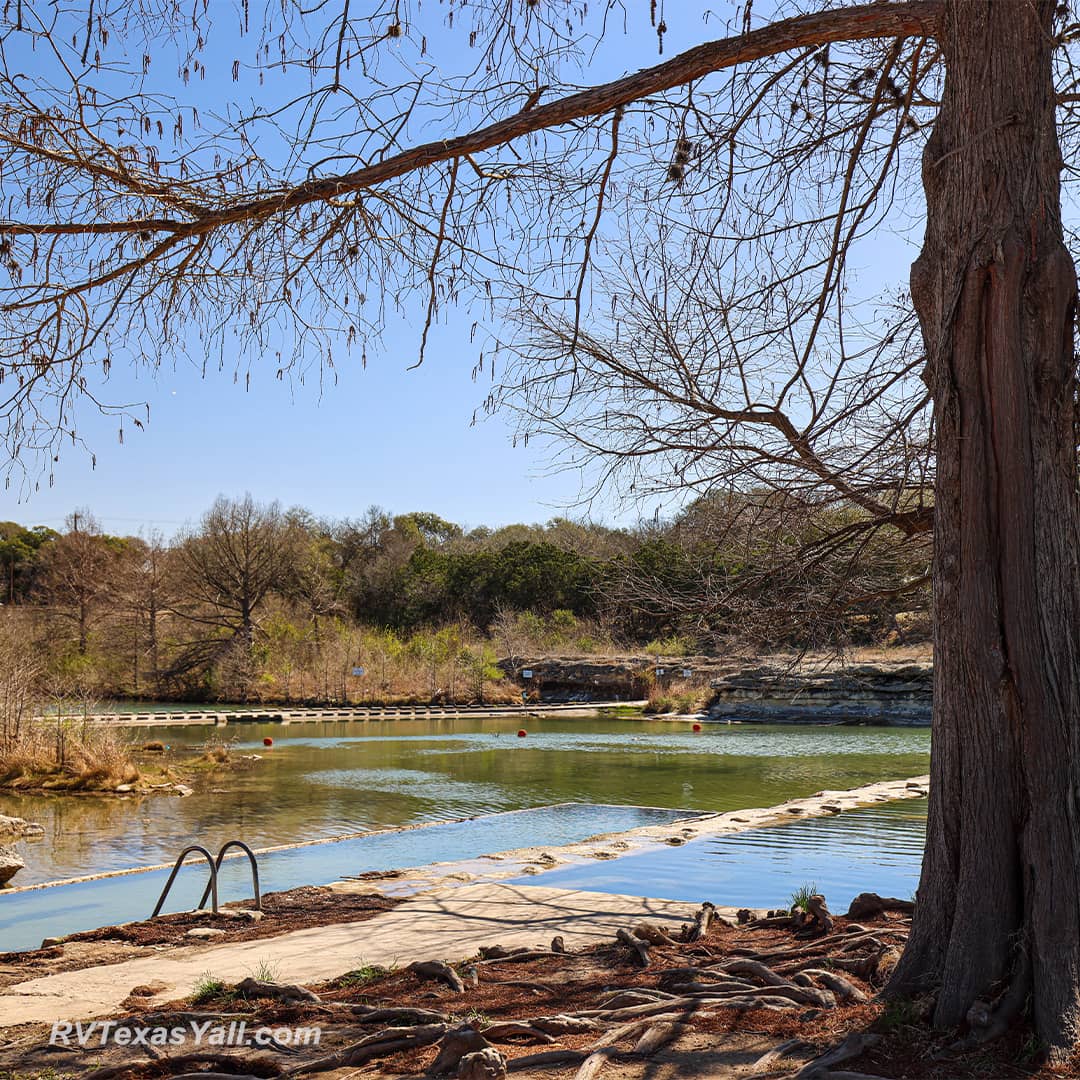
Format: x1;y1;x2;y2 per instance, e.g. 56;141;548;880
0;889;1006;1080
2;866;1066;1077
0;778;953;1074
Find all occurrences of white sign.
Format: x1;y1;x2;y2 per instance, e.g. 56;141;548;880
351;666;366;677
521;669;534;679
655;668;666;676
682;668;693;678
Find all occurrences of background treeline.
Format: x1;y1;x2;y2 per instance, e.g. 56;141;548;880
0;493;931;703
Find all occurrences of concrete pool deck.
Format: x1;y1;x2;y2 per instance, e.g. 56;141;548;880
0;882;714;1027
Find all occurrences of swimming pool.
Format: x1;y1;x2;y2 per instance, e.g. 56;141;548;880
510;798;927;912
0;802;691;953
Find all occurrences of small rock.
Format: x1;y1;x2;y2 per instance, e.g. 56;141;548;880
173;784;194;797
40;936;64;948
0;815;43;837
0;843;25;886
589;850;618;860
520;866;540;875
785;806;806;815
128;981;169;997
821;803;843;814
665;836;686;845
187;927;226;940
115;784;133;793
219;908;264;922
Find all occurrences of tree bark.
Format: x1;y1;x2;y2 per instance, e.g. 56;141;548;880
888;0;1080;1053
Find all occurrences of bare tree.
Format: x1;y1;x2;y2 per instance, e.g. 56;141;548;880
2;0;1080;1051
114;531;174;693
35;511;119;655
171;495;299;678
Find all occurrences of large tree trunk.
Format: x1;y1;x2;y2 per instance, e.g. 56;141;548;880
888;0;1080;1053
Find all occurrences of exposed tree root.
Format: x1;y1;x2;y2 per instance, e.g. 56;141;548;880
36;893;932;1080
458;1046;508;1080
91;1054;283;1080
631;1021;689;1055
615;928;651;968
776;1032;882;1079
429;1026;492;1074
845;893;915;920
236;978;321;1004
680;902;717;942
408;960;466;992
750;1037;811;1072
351;1005;451;1024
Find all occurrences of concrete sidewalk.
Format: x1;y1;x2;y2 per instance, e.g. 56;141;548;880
0;883;712;1027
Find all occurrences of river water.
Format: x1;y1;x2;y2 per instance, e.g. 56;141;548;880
1;715;930;886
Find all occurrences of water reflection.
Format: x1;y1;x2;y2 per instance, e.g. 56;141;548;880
0;716;929;885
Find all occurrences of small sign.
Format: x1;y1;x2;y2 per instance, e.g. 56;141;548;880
351;666;366;677
682;668;693;678
655;668;666;676
521;669;534;679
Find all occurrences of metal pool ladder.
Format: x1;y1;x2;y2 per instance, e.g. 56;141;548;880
151;840;262;918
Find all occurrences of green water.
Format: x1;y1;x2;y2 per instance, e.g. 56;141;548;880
0;716;930;886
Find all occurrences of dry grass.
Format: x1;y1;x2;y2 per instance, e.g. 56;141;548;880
643;679;710;715
0;716;139;790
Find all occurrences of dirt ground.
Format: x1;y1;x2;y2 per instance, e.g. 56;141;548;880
0;886;399;990
1;895;1074;1080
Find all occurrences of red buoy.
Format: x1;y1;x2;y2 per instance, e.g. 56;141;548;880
263;737;274;747
692;723;702;732
517;729;527;738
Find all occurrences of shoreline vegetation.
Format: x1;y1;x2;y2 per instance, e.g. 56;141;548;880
0;498;930;710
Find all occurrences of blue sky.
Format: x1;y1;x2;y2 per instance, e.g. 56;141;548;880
1;2;692;536
0;2;920;539
6;317;592;536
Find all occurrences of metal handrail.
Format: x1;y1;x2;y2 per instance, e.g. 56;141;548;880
198;840;261;912
151;845;219;918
